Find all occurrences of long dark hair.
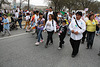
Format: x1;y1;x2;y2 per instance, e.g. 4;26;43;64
49;14;54;19
89;14;94;20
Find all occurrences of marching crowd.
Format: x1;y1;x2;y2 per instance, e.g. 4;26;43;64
0;6;100;58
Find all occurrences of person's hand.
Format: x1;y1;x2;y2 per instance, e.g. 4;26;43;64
71;30;74;33
43;30;46;32
32;22;33;25
39;25;42;27
38;18;40;21
74;31;79;35
54;32;56;34
60;31;62;33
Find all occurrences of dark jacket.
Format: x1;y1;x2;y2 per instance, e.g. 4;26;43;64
0;20;3;32
58;25;67;36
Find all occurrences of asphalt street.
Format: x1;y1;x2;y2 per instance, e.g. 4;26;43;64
0;29;100;67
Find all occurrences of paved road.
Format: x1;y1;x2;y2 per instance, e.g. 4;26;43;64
0;29;100;67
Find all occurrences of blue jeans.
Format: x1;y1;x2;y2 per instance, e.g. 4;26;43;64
37;29;43;42
18;20;22;28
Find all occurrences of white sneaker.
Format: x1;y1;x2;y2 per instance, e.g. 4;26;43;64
40;40;44;43
58;47;62;50
35;42;40;46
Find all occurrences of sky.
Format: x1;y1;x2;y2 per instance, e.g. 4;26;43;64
9;0;47;6
9;0;100;6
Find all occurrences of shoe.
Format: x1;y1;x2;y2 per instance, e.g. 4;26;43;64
8;34;11;36
81;41;84;44
71;55;76;58
90;47;92;49
35;42;40;46
49;43;53;45
2;34;5;36
40;40;44;43
98;53;100;56
45;45;48;48
36;36;38;39
58;47;62;50
86;47;89;49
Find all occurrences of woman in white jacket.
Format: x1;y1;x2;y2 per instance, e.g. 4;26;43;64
44;14;56;48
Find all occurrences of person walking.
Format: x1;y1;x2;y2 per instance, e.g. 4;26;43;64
86;14;99;49
44;14;56;48
0;16;3;34
34;11;39;39
58;20;68;50
24;13;30;29
18;12;22;29
2;14;11;36
35;13;45;46
69;12;86;58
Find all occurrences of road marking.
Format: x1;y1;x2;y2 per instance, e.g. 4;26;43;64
0;33;30;40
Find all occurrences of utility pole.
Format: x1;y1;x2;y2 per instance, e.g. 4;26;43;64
28;0;30;10
20;0;22;9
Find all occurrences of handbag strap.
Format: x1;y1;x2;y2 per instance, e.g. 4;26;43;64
75;19;82;29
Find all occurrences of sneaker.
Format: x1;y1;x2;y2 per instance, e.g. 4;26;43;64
40;40;44;43
71;55;76;58
58;47;62;50
49;43;53;45
8;34;11;36
36;36;38;39
45;45;48;48
98;53;100;56
35;42;40;46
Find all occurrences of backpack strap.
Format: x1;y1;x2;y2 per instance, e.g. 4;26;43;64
52;20;54;27
75;19;82;29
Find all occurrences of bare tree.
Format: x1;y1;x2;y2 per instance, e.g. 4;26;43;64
0;0;10;9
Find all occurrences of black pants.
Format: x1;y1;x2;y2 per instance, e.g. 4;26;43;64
59;35;66;48
35;26;38;37
82;31;87;43
46;31;54;45
70;38;81;55
87;31;95;48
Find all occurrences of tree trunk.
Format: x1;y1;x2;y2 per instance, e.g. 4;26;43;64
28;0;30;10
0;3;2;9
20;0;22;9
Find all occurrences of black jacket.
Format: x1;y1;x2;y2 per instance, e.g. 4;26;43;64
0;20;3;32
58;25;67;36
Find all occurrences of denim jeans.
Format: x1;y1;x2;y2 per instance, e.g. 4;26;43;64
87;31;95;48
37;29;43;42
18;20;22;29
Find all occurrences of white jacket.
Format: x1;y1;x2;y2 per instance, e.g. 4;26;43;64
44;20;56;32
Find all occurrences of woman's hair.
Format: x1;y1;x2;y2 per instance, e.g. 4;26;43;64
89;14;94;20
49;14;54;19
39;13;43;15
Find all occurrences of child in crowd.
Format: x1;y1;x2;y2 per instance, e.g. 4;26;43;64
24;13;30;29
2;14;11;36
35;13;45;46
58;20;68;50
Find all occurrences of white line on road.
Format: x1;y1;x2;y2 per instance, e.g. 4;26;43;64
0;33;30;40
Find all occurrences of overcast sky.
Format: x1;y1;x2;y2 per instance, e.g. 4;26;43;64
10;0;47;6
9;0;100;6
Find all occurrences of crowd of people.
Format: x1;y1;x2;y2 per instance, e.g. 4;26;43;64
0;6;100;58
